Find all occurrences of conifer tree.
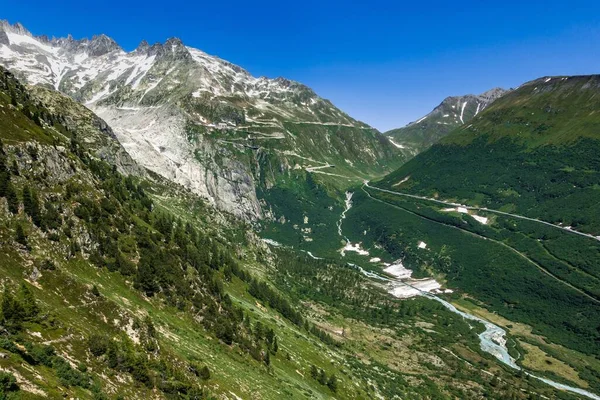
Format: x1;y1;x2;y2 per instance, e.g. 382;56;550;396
22;186;32;217
0;371;19;393
199;366;211;380
19;282;38;320
22;186;42;227
0;288;24;332
0;172;9;197
264;350;270;366
10;160;18;176
318;369;327;385
327;375;338;393
31;189;42;227
15;224;27;247
6;182;19;214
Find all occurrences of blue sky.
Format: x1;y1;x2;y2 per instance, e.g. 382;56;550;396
3;0;600;131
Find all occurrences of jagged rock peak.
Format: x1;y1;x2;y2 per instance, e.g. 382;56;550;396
88;34;121;56
0;20;31;46
134;39;150;54
0;20;122;56
0;20;31;35
147;37;190;59
165;37;184;47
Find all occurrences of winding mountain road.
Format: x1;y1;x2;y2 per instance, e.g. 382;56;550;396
361;184;600;303
364;183;600;243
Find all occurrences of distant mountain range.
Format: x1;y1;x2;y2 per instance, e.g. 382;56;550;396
385;87;507;154
378;75;600;234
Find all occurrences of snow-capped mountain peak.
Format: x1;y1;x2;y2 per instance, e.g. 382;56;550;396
0;19;332;117
0;20;402;220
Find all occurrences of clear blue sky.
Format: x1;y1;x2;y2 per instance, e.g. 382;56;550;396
3;0;600;131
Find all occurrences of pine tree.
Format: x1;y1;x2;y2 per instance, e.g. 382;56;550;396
310;365;318;379
0;172;9;197
135;257;158;296
199;366;211;380
0;288;25;332
264;350;270;367
265;328;275;345
15;224;27;247
6;182;19;214
144;316;156;339
41;203;61;231
0;371;19;393
22;186;41;226
106;341;119;369
32;196;43;226
318;369;327;385
327;374;338;393
254;321;264;340
10;160;19;176
19;282;38;320
22;186;32;214
115;252;135;276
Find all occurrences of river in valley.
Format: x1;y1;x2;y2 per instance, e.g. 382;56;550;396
355;266;600;400
336;190;600;399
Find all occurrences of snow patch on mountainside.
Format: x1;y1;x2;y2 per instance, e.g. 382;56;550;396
384;262;413;279
459;101;467;123
388;138;406;149
441;207;488;224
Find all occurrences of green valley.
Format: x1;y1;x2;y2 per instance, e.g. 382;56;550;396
331;75;600;398
0;14;599;400
0;65;576;400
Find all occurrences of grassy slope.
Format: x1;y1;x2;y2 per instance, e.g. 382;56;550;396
384;116;455;154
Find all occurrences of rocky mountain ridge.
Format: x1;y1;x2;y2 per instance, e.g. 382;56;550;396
0;20;405;220
385;87;508;153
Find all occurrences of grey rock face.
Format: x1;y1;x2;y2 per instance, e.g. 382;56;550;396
0;31;9;46
88;34;122;57
29;266;41;282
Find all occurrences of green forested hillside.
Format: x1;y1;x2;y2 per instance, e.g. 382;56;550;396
379;75;600;234
335;75;600;396
342;186;600;395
